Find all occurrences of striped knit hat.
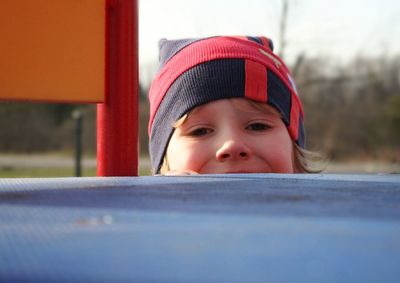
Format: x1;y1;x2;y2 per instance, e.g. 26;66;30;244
148;36;305;174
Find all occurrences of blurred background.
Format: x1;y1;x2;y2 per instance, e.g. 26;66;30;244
1;0;399;177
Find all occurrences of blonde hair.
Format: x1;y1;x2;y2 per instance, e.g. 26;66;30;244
160;99;325;174
293;143;325;173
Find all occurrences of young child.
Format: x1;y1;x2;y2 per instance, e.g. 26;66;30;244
148;35;318;175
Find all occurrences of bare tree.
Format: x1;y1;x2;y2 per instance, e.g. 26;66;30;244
278;0;288;59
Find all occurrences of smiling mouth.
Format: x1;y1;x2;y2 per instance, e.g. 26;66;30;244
223;171;255;174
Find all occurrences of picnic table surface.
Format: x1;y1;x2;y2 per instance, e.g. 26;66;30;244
1;174;400;282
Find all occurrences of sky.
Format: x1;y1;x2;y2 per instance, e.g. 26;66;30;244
139;0;400;84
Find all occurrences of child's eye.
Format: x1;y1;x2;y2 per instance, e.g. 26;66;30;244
246;122;271;131
188;127;213;137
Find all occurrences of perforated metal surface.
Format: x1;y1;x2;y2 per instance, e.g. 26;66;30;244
1;174;400;282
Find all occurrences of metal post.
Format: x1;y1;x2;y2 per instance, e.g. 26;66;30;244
72;110;83;177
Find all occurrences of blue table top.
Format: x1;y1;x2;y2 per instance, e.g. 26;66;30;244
1;174;400;282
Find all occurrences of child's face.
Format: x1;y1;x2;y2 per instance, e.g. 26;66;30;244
165;98;295;174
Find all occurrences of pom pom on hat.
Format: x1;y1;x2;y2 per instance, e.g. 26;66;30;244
148;36;305;174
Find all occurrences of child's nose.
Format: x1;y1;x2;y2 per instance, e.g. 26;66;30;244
216;140;251;162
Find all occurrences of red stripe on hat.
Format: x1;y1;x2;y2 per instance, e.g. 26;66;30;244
148;36;290;133
245;60;267;102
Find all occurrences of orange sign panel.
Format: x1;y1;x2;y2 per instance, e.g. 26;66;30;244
0;0;105;103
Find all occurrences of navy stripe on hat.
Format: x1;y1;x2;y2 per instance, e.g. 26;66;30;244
158;38;202;70
267;70;291;126
246;36;264;45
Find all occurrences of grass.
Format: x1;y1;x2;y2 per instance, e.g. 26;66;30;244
0;167;97;178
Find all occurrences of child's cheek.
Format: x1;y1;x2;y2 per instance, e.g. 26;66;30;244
179;142;208;172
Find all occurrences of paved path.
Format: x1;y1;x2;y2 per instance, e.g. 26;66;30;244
0;154;96;168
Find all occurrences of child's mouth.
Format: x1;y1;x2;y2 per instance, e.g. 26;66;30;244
223;171;255;174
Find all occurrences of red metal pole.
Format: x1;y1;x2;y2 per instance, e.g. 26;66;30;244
97;0;138;176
